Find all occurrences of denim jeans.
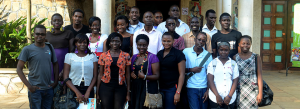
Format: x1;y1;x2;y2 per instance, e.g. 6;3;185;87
209;99;236;109
160;86;177;109
28;88;54;109
187;88;208;109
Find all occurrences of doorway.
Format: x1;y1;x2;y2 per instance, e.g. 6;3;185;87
136;0;180;22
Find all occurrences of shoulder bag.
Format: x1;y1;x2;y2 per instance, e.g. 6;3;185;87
255;54;273;107
143;54;163;108
53;78;79;109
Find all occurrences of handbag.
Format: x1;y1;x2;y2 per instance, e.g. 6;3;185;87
53;78;79;109
183;52;211;87
255;54;273;107
143;54;163;108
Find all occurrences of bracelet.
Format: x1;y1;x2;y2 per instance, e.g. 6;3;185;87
128;90;131;93
188;68;190;72
227;95;232;99
176;91;180;94
143;75;147;80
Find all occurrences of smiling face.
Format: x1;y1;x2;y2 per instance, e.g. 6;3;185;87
194;33;206;48
169;6;180;19
51;15;63;29
239;38;252;53
90;20;100;34
129;7;140;21
218;45;230;58
190;17;200;31
143;12;154;26
116;19;128;33
162;35;174;49
220;16;231;30
206;12;217;26
154;12;163;26
165;19;176;32
109;37;121;50
73;12;83;25
137;39;148;54
34;28;46;43
75;39;88;51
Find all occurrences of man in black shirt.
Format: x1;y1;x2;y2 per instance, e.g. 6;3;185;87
211;13;242;59
64;9;90;37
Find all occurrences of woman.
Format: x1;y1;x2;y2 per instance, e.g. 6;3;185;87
63;33;98;103
114;15;133;54
46;13;74;81
165;17;185;51
97;32;131;109
234;35;263;109
157;32;185;109
86;16;108;57
129;34;160;109
207;42;239;109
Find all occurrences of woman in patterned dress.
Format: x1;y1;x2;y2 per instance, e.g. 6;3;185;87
233;35;263;109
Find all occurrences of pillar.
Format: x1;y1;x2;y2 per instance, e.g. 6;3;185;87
93;0;112;35
216;0;222;29
222;0;232;14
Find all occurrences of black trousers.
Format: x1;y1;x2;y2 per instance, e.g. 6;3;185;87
209;99;236;109
99;83;127;109
74;82;95;98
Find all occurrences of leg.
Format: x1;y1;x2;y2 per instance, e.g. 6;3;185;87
41;88;54;109
187;88;200;109
99;84;114;109
28;90;42;109
199;88;208;109
113;85;127;109
161;87;177;109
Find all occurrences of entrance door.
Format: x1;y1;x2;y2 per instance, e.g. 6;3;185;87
261;1;287;70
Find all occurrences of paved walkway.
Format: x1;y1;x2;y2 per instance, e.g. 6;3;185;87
0;71;300;109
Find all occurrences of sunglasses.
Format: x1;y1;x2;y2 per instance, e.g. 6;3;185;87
35;33;46;36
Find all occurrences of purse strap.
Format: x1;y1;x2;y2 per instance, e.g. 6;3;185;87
255;54;258;77
145;54;159;93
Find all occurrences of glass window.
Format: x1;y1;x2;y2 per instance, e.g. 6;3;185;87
264;17;271;24
263;43;270;50
275;55;282;62
275;43;282;50
276;18;283;24
265;5;271;12
264;30;270;37
277;5;283;12
276;30;282;37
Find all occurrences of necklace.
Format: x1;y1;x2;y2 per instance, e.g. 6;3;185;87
88;34;101;53
133;52;148;71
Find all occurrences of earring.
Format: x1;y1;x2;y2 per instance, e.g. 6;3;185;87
60;27;64;31
120;44;121;47
75;48;78;53
50;26;54;33
85;49;87;54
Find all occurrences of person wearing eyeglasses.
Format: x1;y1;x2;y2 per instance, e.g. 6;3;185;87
17;25;58;109
165;17;185;51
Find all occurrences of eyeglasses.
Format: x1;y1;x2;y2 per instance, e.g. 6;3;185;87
35;33;46;36
167;23;175;26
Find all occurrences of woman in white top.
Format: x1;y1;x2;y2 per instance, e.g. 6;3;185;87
63;33;98;103
207;42;239;109
86;16;108;57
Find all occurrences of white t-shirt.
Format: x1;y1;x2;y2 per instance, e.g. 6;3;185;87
207;57;239;104
86;33;108;53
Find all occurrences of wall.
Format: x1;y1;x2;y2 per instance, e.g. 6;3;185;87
252;0;262;54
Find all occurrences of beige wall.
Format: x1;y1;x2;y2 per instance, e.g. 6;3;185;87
252;0;262;54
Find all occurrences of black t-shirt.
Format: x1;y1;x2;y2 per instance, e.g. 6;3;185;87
64;24;90;37
107;57;119;86
211;30;242;58
157;47;186;89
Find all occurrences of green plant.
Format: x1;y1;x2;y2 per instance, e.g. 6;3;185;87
0;17;47;68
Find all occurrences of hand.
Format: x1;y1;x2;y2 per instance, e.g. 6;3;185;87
202;90;209;103
96;95;100;104
131;71;137;79
84;92;90;104
174;93;180;105
256;92;262;104
59;71;64;81
190;67;203;73
49;82;58;88
126;93;130;102
138;70;145;79
28;86;40;93
76;93;84;103
216;95;223;106
224;96;231;105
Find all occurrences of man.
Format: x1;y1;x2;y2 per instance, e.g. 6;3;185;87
165;17;185;50
157;5;190;36
183;32;212;109
133;11;163;55
127;6;145;34
64;9;90;37
211;13;242;59
202;9;218;38
182;17;212;53
153;10;163;29
17;25;58;109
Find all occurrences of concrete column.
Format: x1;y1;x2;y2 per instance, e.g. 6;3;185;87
222;0;232;14
252;0;262;54
93;0;112;35
216;0;223;29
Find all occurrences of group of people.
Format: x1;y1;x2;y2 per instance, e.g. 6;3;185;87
16;4;263;109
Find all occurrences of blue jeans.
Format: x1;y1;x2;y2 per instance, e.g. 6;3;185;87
160;86;177;109
28;88;54;109
187;88;208;109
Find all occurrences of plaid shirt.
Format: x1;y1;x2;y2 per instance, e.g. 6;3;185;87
182;31;212;53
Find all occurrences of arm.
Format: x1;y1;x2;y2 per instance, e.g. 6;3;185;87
174;60;185;105
208;74;223;106
130;34;133;47
103;39;107;52
51;62;59;88
138;62;160;80
126;65;131;101
69;38;74;53
17;60;39;92
224;78;238;105
212;49;217;59
83;62;98;103
256;55;263;104
63;63;84;102
96;65;104;104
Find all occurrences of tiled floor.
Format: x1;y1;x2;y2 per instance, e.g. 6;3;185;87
0;71;300;109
